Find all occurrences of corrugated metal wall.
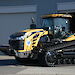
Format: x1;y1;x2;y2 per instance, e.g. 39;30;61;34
0;12;36;45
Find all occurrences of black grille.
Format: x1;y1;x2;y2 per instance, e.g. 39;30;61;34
9;40;24;50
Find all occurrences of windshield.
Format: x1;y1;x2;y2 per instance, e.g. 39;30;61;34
42;18;70;32
42;18;54;30
10;32;26;39
54;18;70;32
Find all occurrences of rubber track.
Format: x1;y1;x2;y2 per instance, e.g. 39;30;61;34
47;40;75;51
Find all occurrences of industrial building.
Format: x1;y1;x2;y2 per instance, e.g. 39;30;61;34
0;0;75;45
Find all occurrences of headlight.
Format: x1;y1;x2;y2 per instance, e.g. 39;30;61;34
20;36;24;40
16;37;21;40
16;36;24;40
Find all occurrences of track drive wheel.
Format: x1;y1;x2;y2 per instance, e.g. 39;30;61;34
39;51;57;67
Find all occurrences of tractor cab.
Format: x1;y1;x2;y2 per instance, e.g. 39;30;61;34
42;14;72;39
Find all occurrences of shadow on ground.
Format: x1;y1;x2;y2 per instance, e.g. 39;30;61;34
0;51;40;67
0;58;40;67
0;59;17;66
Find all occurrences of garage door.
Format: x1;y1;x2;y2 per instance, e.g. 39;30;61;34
0;5;37;45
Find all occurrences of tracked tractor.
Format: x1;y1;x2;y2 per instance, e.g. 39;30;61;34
9;14;75;66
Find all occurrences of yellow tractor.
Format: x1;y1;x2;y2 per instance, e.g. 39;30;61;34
9;14;75;66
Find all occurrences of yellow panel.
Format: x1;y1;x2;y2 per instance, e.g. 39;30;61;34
63;35;75;41
42;14;72;18
17;29;48;52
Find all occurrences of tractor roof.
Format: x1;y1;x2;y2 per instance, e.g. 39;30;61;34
42;14;72;18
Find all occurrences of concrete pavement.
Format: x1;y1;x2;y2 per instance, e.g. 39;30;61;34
0;51;75;75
